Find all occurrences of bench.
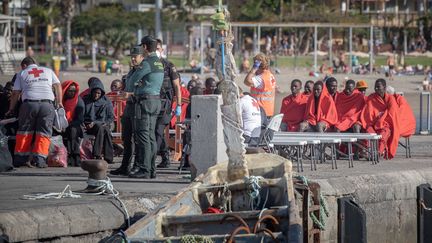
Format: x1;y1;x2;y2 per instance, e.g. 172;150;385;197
275;132;381;165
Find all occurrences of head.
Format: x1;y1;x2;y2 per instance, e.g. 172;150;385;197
187;80;198;91
325;77;338;95
3;82;13;98
20;57;36;69
313;81;324;98
140;35;157;56
129;45;144;66
344;79;356;95
290;79;302;96
304;80;314;94
253;53;270;70
92;88;103;101
87;77;99;87
65;83;78;100
190;86;204;96
205;77;217;94
374;79;387;97
110;79;123;92
156;39;165;59
356;80;368;95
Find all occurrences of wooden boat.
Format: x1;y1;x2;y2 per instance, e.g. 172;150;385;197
123;153;303;242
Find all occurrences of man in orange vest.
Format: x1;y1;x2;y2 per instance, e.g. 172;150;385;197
244;53;276;118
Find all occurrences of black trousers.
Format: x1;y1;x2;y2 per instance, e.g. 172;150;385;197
64;124;82;166
86;123;113;163
120;103;135;169
156;99;171;159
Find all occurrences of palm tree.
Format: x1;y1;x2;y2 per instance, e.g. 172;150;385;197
62;0;75;68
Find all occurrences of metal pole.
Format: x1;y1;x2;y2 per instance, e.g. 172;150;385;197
257;24;261;54
200;22;204;75
427;92;431;132
349;27;353;73
329;27;333;68
420;92;423;132
369;25;374;73
253;27;257;54
155;0;163;40
403;30;408;55
314;25;318;73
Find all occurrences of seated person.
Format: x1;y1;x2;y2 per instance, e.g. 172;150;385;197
299;81;338;133
0;82;20;156
83;78;114;163
240;90;262;146
106;79;127;127
325;77;339;101
386;86;416;138
61;80;85;166
356;80;368;96
334;79;365;133
360;79;400;159
303;80;314;97
203;77;218;95
80;77;99;98
280;79;308;132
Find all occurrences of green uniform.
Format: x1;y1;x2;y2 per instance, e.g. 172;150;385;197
132;53;164;176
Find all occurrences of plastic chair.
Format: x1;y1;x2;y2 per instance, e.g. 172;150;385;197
259;114;284;153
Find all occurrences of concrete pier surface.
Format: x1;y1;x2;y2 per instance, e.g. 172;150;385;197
1;135;431;242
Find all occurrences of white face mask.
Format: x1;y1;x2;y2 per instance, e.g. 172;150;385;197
156;50;166;59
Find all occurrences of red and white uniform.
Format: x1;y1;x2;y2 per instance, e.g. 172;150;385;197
240;94;262;138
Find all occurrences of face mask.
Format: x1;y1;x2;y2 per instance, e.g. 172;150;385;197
156;50;162;58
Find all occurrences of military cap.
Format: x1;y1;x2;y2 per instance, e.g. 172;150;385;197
129;45;144;56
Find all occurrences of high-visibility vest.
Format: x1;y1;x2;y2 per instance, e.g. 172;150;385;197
250;70;276;116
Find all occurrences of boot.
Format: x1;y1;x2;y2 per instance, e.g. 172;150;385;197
156;152;171;168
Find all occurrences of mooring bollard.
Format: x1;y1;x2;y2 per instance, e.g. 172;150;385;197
419;92;431;135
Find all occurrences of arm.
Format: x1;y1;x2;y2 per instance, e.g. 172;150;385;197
244;68;257;87
173;78;181;105
6;91;21;116
53;83;63;108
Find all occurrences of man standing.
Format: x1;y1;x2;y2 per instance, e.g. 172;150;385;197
7;57;63;168
155;39;182;168
244;53;276;118
280;79;309;132
110;46;145;175
129;36;164;179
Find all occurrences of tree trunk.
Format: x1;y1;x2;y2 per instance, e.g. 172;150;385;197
187;26;194;61
66;20;72;67
2;0;9;15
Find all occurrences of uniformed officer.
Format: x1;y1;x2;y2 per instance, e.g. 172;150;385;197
128;36;164;179
110;46;145;176
6;57;63;168
155;38;182;168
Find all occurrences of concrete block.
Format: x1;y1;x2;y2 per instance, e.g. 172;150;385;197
0;210;38;242
27;208;70;239
58;205;100;235
191;95;228;177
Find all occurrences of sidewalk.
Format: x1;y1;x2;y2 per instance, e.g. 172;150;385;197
0;159;191;242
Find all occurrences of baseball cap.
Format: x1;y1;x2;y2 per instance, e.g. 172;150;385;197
356;80;368;89
139;35;156;47
129;45;144;56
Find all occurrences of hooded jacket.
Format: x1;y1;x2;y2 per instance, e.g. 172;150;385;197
61;80;85;126
83;78;114;125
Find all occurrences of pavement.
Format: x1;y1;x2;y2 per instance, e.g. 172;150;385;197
0;159;191;242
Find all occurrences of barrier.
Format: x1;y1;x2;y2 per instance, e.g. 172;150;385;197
419;92;431;135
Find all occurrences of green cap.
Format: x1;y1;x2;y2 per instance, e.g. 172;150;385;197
129;45;144;56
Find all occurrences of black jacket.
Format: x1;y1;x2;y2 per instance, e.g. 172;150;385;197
83;79;114;125
70;96;85;127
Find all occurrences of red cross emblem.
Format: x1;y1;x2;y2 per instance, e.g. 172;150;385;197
28;68;44;78
252;99;260;110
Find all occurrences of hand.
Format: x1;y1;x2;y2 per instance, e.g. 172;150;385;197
4;110;14;117
57;103;64;109
253;60;261;69
85;122;94;130
175;106;182;117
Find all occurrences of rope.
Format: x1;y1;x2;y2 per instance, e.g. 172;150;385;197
179;234;214;243
244;176;264;210
294;175;329;230
22;177;131;228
